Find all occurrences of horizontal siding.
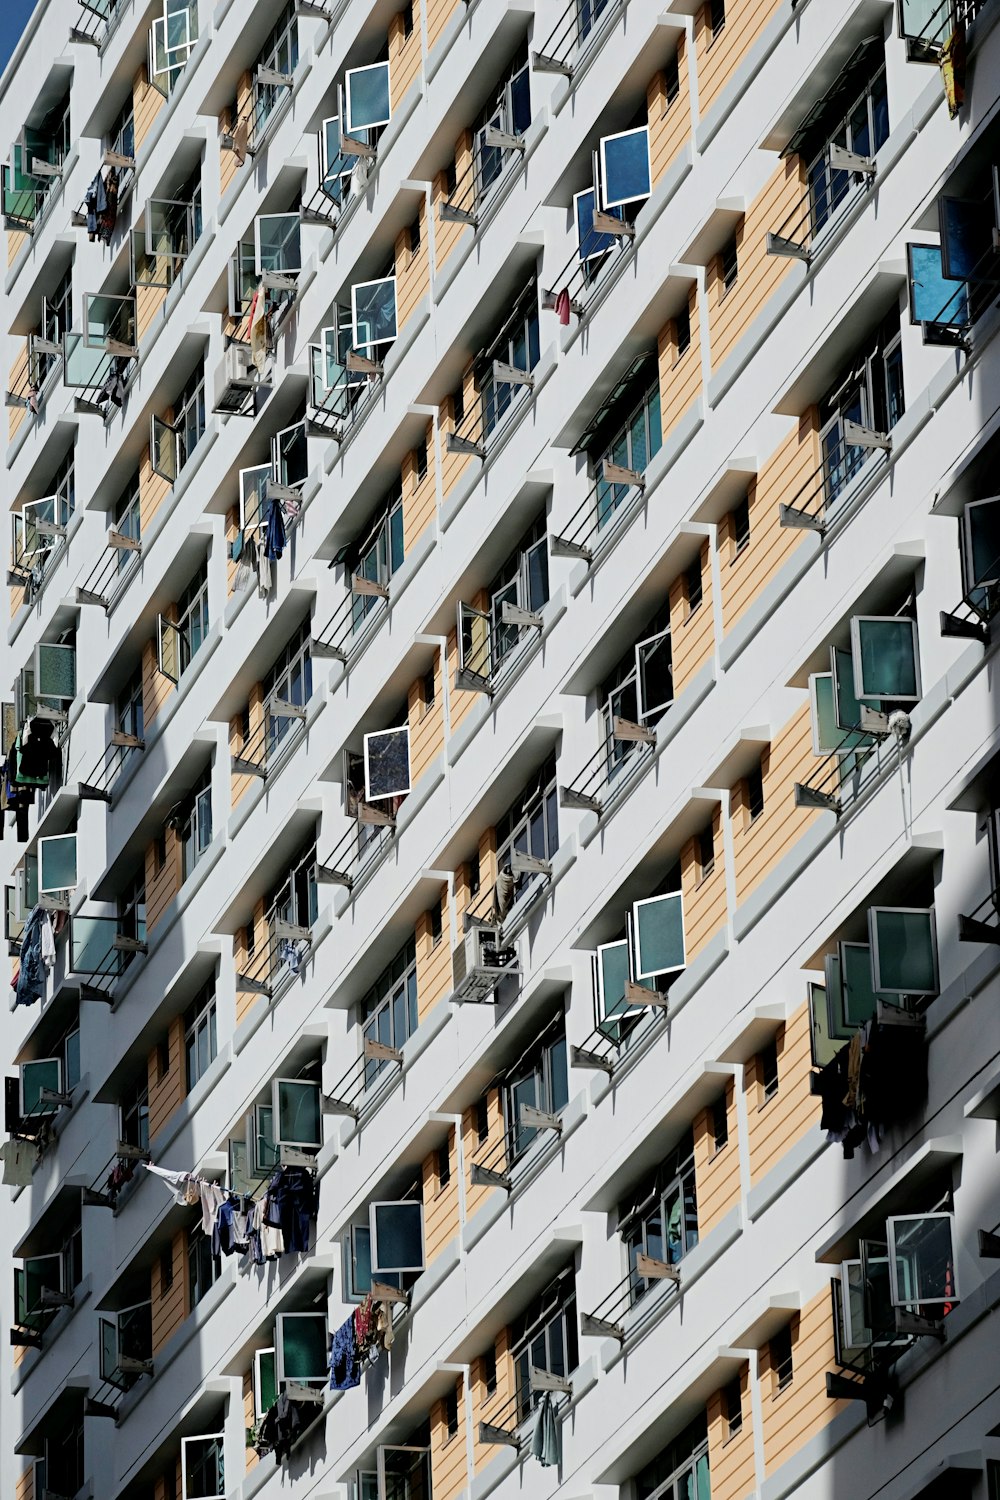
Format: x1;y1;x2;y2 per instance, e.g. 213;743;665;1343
695;0;784;119
693;1081;740;1233
395;206;429;334
426;0;460;55
141;628;175;731
707;1369;755;1500
389;12;422;109
7;227;28;269
732;701;817;905
658;285;701;438
136;282;167;345
235;897;268;1026
244;1367;259;1469
231;682;265;808
708;159;804;371
16;1468;33;1500
422;1129;460;1264
761;1290;845;1476
433;132;473;272
134;64;165;152
148;1013;186;1141
446;586;490;734
746;1002;819;1186
140;421;173;532
8;340;28;442
226;506;241;596
647;40;690;187
150;1229;187;1354
416;889;451;1020
668;540;714;694
680;805;726;958
473;1329;516;1470
144;824;182;934
463;1085;503;1220
402;419;436;550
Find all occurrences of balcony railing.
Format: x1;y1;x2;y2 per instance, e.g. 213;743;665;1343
69;913;147;1002
550;459;647;565
63;296;138;420
470;1100;565;1193
231;702;307;782
322;1038;403;1123
69;0;130;47
315;812;396;897
312;578;390;667
477;1388;526;1450
307;347;382;440
76;527;142;611
236;904;313;1002
778;426;887;535
78;732;144;804
6;333;61;423
541;217;631;327
446;367;534;464
531;0;623;77
440;131;525;231
582;1251;683;1342
903;0;988;60
559;728;653;819
939;546;1000;645
793;719;898;818
571;1004;665;1075
958;884;1000;944
221;69;293;161
83;1140;150;1210
767;146;874;263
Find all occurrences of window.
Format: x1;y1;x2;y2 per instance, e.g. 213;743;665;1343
495;751;560;909
594;370;662;530
117;664;144;750
820;311;903;506
475;1094;490;1144
482;1342;497;1395
485;516;549;672
187;1223;220;1309
176;561;210;672
635;1415;709;1500
184;983;217;1090
430;901;442;945
600;602;672;778
731;494;751;555
175;366;207;470
471;47;531;206
436;1143;450;1190
12;451;75;578
711;1093;728;1152
402;0;415;36
620;1131;697;1302
422;664;435;712
698;822;715;880
469;849;481;898
352;483;404;632
107;91;135;165
272;1072;322;1149
770;1324;794;1391
160;1246;174;1292
121;1072;150;1152
685;555;703;613
346;61;392;134
113;470;142;576
723;1376;743;1437
510;1268;578;1421
370;1198;426;1274
598;125;652;211
181;1434;224;1500
663;49;680;106
708;0;725;37
746;761;764;822
759;1038;779;1102
361;937;418;1086
444;1386;459;1439
674;301;691;359
415;437;428;482
275;1311;329;1385
477;281;540;438
267;839;318;942
40;1418;84;1500
180;767;213;880
503;1021;568;1163
253;1;299;139
408;212;421;255
719;234;738;293
444;158;458;196
802;48;889;237
452;377;464;424
262;621;313;758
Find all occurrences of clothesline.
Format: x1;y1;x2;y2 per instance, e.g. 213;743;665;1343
143;1159;319;1266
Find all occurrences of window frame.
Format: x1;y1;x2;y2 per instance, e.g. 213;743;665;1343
180;1434;225;1500
275;1309;330;1386
369;1199;426;1275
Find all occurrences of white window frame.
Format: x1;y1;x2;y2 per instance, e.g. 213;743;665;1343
886;1211;958;1308
849;614;921;703
157;614;181;684
38;833;78;895
13;496;59;565
594;938;629;1022
867;905;939;996
598;126;651;211
961;494;1000;596
33;641;76;702
635;622;672;722
274;1310;330;1387
180;1434;226;1500
150;411;179;483
239;463;271;538
351;276;398;354
20;1057;62;1119
272;420;308;489
253;1346;277;1417
253;212;303;277
369;1199;426;1274
345;62;392;134
271;1076;322;1149
627;891;685;982
363;726;411;801
839;1258;871;1352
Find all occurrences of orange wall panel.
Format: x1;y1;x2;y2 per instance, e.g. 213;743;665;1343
658;285;701;439
731;702;817;906
707;1366;755;1500
695;0;784;119
761;1291;847;1476
647;39;691;187
708;159;805;372
693;1079;740;1232
680;805;727;959
745;1002;820;1187
668;540;714;694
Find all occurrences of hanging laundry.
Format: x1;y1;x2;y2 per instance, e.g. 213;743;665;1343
249;282;268;373
232;114;249;166
279;937;304;975
554;289;572;326
212;1193;250;1256
144;1163;196;1204
329;1313;361;1389
198;1179;227;1235
263;1163;318;1255
96;355;129;410
264;496;286;563
940;21;967;119
255;1391;305;1462
0;1137;35;1186
13;907;50;1007
99;167;120;244
530;1391;562;1468
84;170;107;241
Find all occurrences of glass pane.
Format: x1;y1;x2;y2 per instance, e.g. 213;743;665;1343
39;834;77;893
64;1029;80;1091
808;981;841;1068
347;62;391;131
372;1202;423;1272
575;188;618;262
939;195;995;282
257;1348;277;1413
146;199;194;258
66;911;114;973
963;498;1000;610
637;628;672;720
364;727;410;799
898;0;949;42
352;278;397;351
183;1437;224;1500
907;244;968;327
601;127;651;210
351;1225;373;1296
22;1059;60;1117
257;214;301;274
632;893;684;979
276;423;308;487
869;907;937;994
280;1312;328;1381
35;643;76;700
548;1036;568;1114
839;942;885;1027
889;1214;956;1307
852;617;919;700
276;1079;321;1145
597;939;629;1021
831;646;868;734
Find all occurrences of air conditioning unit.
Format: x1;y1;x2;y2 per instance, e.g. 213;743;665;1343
214;342;256;414
451;923;517;1003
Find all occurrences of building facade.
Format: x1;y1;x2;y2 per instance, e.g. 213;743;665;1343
3;0;1000;1499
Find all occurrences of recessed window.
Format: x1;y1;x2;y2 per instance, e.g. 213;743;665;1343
452;379;464;425
402;0;414;37
437;1142;451;1190
415;437;428;482
759;1038;779;1103
468;849;481;898
708;0;726;41
731;494;751;555
770;1324;794;1392
184;984;218;1091
685;555;703;613
697;822;715;880
746;762;765;823
430;900;443;946
723;1375;742;1437
482;1342;498;1395
159;1246;174;1293
423;663;436;711
444;1385;459;1439
408;211;421;255
475;1094;490;1144
157;1039;170;1081
674;301;692;359
444;158;458;196
711;1092;728;1152
664;50;680;107
720;234;739;295
188;1223;220;1309
155;830;168;872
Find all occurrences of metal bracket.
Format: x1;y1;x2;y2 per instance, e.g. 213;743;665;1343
107;528;141;552
778;503;825;532
939;609;987;644
31;160;62;178
118;1355;154;1375
894;1307;945;1342
500;600;542;629
626;979;668;1008
38;1088;73;1108
29;336;61;357
530;1366;571;1394
440;201;478;227
38;1287;74;1307
493;360;534;388
484;125;525;152
519;1103;562;1132
510;849;552;878
352;574;389;599
274;919;311;943
84;1398;118;1420
593;210;634;238
316;862;352;888
81;1187;113;1208
279;1144;318;1169
470;1161;512;1191
531;49;573;76
859;707;890;735
283;1380;325;1404
38;894;70;913
636;1252;680;1283
364;1037;402;1064
479;1421;521;1447
106;339;138;358
580;1311;624;1341
842;418;890;452
116;1141;150;1162
113;934;147;954
828;143;875;177
266;481;303;504
613;716;655;745
358;801;396;828
75;589;108;609
346;350;384;376
268;697;307;721
958;912;1000;945
371;1281;409;1304
793;783;840;813
446;432;486;458
103;150;135;170
231;757;265;779
766;232;810;261
602;461;644;489
339;133;375;159
309;637;347;662
571;1044;614;1074
559;785;602;814
261;271;299;293
978;1228;1000;1258
256;67;293;87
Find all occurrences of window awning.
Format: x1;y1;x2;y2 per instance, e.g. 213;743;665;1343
569;351;657;456
783;36;883;160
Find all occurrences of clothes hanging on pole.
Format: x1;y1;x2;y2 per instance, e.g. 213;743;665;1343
198;1179;227;1235
99;167;120;244
0;1138;35;1186
14;907;49;1007
264;496;286;562
530;1391;562;1468
84;170;107;240
554;289;572;326
329;1314;361;1389
143;1163;196;1204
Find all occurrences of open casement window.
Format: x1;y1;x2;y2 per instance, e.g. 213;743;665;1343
228;238;257;318
635;622;672;721
830;645;876;736
834;1259;876;1366
574;187;623;263
896;0;945;43
320;116;353;203
808;981;841;1068
151;412;179;483
961;497;1000;615
34;641;76;702
181;1435;225;1500
240;463;270;539
272;421;308;489
83;293;136;355
906;244;969;328
627;891;685;982
809;671;870;757
850;616;920;703
272;1077;322;1149
254;214;302;278
363;727;411;801
2;146;40;226
886;1213;958;1309
143;196;199;276
275;1311;329;1387
6;883;26;948
457;601;492;687
20;1058;62;1120
149;0;199;96
594;940;654;1040
345;63;392;134
157;614;182;684
598;126;651;211
248;1101;279;1176
254;1347;277;1417
369;1200;425;1275
859;1238;902;1345
12;497;59;568
831;942;891;1035
868;907;938;996
939;193;998;283
352;278;398;356
99;1300;152;1389
345;1222;396;1299
14;1254;63;1332
39;833;78;895
320;312;365;393
376;1445;432;1500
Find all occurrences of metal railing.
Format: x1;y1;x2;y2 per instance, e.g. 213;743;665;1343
69;0;130;46
76;527;141;611
323;1037;403;1123
571;1005;665;1075
446;367;534;464
939;545;1000;644
231;704;307;782
905;0;987;58
477;1388;527;1449
550;460;647;564
541;216;631;326
958;884;1000;944
792;720;897;818
531;0;623;77
308;348;383;440
778;427;887;535
315;812;396;896
454;608;541;699
83;1140;150;1210
8;514;69;602
582;1253;684;1342
917;237;998;348
559;731;654;819
77;731;144;804
312;579;389;666
5;334;61;421
440;133;525;230
236;908;313;1001
221;74;293;161
68;912;148;1002
767;149;873;263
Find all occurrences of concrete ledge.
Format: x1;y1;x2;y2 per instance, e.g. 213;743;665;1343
747;1122;828;1222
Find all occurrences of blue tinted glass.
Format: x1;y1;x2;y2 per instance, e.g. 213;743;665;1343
908;244;968;326
348;64;391;131
576;189;620;262
940;196;994;281
602;128;651;209
510;66;531;135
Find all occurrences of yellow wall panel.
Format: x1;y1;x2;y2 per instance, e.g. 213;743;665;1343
415;888;451;1021
731;701;817;906
8;340;28;442
746;1002;819;1186
147;1013;186;1140
707;1366;755;1500
680;804;727;959
422;1128;460;1263
658;285;701;439
668;540;714;694
693;1079;740;1232
695;0;784;119
708;159;805;371
144;822;182;933
150;1228;187;1354
134;64;165;152
761;1291;846;1476
647;39;691;187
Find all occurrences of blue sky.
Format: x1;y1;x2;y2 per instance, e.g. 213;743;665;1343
0;0;38;74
